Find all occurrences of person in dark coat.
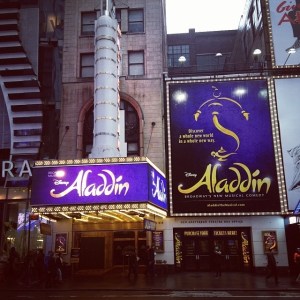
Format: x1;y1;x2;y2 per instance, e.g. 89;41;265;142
36;249;46;283
213;246;222;278
128;249;138;280
45;251;56;288
293;247;300;282
145;246;155;277
55;252;63;283
7;247;20;284
265;248;278;285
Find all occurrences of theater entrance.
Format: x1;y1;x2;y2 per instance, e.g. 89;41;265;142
174;227;252;272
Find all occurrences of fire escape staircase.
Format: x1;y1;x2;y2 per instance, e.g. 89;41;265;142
0;2;42;184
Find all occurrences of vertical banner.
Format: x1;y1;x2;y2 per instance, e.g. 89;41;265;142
55;233;68;254
167;79;281;215
275;78;300;210
152;231;164;253
268;0;300;66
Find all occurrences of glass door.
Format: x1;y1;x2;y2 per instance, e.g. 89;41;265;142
183;238;197;271
183;238;210;271
213;238;243;271
197;239;210;270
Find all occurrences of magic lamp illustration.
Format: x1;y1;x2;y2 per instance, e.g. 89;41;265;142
194;86;249;161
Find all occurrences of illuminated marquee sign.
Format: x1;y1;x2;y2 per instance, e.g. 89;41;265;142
167;79;282;215
31;162;167;210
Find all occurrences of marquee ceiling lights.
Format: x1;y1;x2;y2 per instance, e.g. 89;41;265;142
32;203;166;223
34;156;149;167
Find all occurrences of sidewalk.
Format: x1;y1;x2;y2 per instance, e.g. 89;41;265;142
1;267;300;292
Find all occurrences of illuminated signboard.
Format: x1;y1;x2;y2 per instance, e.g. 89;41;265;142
268;0;300;66
144;218;156;231
152;231;164;253
167;79;282;215
275;78;300;211
31;162;167;210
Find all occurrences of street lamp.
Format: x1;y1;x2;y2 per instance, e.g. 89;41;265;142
178;56;186;66
253;48;262;56
284;47;296;65
215;53;222;70
253;49;262;68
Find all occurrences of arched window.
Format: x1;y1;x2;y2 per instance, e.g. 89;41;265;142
82;100;140;158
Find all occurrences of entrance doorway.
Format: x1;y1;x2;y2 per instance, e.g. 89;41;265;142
183;238;210;271
79;237;105;269
174;227;252;272
212;238;242;271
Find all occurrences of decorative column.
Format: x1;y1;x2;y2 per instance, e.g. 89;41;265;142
90;12;120;158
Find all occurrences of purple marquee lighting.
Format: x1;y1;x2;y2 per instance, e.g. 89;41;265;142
31;162;167;210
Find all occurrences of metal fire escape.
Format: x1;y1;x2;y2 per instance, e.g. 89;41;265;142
0;2;42;185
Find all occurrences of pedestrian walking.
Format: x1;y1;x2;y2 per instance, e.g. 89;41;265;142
265;248;278;285
293;247;300;282
45;251;56;288
55;252;64;283
36;249;46;283
7;247;20;284
213;245;222;278
145;245;155;277
128;249;138;280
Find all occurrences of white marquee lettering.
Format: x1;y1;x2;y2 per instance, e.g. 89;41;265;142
152;176;167;203
50;169;130;199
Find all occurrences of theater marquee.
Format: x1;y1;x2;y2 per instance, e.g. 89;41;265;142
166;78;287;216
31;157;167;212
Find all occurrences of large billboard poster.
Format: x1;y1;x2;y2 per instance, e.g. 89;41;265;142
275;78;300;211
268;0;300;66
167;79;282;215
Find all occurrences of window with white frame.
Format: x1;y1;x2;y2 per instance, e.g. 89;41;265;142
128;51;144;76
80;53;94;78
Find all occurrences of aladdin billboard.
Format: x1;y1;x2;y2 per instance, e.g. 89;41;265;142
275;77;300;211
268;0;300;66
166;78;286;215
31;160;167;210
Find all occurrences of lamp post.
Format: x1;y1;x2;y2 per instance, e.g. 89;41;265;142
215;53;222;71
178;56;186;66
253;48;262;69
284;47;296;65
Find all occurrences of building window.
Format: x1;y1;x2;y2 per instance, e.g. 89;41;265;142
115;9;125;32
168;45;190;67
128;51;144;76
82;100;140;158
196;53;227;72
120;101;139;156
81;11;96;35
80;53;94;78
128;9;144;33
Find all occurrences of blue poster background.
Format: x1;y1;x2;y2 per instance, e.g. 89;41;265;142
168;79;280;214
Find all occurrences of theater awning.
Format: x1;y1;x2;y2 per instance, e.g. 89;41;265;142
30;157;167;221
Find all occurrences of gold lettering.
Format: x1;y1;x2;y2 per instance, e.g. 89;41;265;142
178;163;271;195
